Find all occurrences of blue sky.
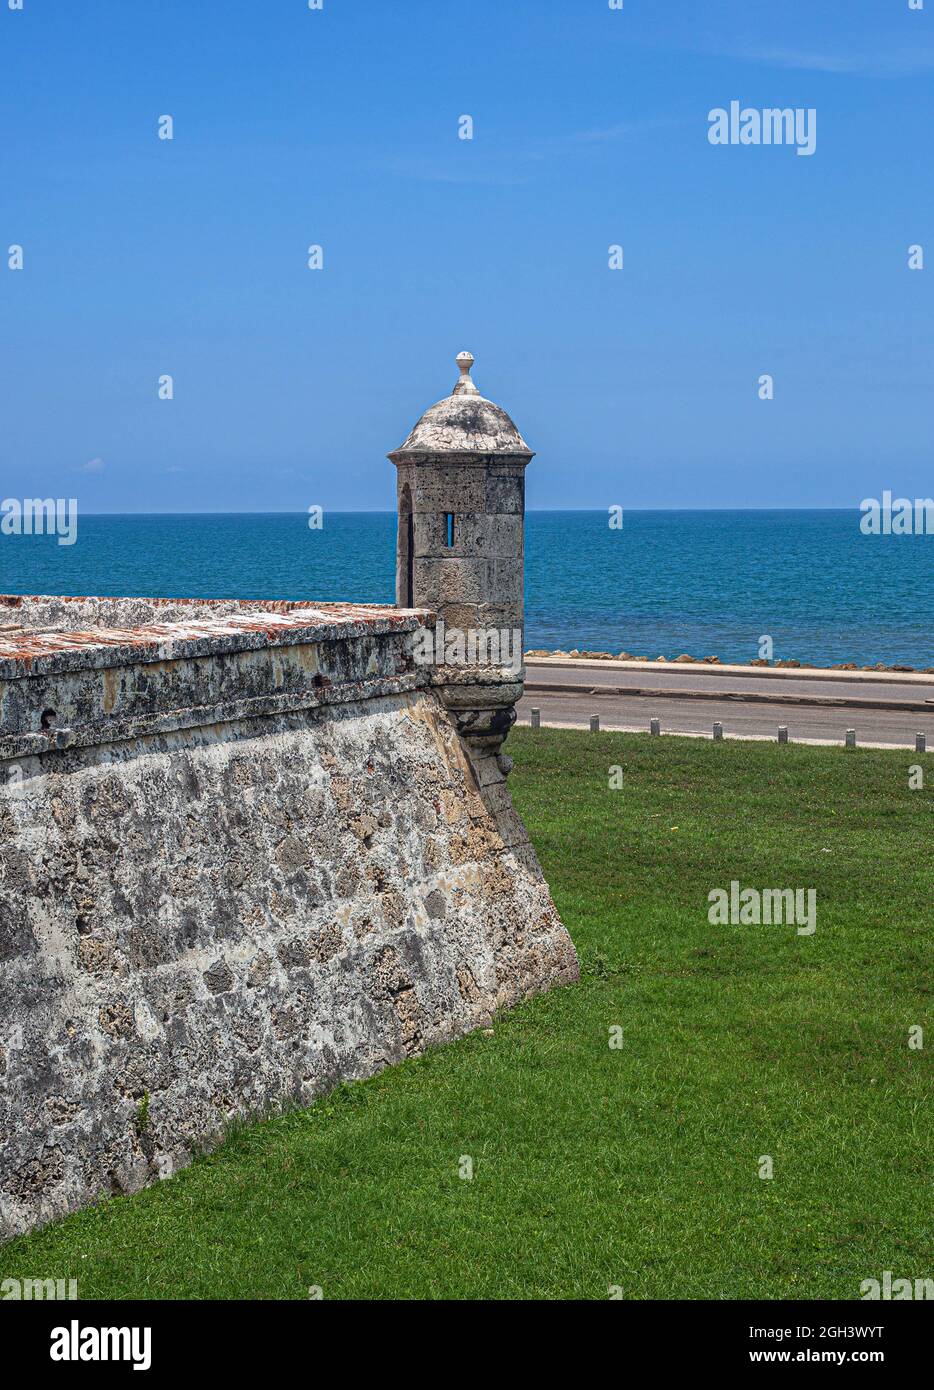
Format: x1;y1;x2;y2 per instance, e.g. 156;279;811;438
1;0;932;512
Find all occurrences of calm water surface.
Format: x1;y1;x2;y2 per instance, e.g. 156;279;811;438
1;510;931;668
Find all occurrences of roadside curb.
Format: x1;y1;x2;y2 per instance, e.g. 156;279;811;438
525;658;934;687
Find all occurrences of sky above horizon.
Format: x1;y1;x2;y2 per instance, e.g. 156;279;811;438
1;0;932;513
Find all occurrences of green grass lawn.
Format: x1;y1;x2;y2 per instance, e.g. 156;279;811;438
3;730;931;1300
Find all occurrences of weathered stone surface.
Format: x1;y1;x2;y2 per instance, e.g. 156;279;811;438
0;594;345;634
0;599;577;1240
0;603;431;763
389;353;532;750
0;354;579;1241
389;395;532;457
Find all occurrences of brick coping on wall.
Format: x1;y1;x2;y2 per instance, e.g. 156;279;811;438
0;596;434;673
0;596;438;763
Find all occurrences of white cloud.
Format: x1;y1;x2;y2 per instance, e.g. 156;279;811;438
717;43;934;77
385;119;675;187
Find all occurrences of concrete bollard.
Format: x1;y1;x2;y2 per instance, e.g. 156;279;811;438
713;722;723;741
530;707;541;729
778;726;788;744
650;717;660;736
845;728;856;749
590;714;600;733
916;732;926;754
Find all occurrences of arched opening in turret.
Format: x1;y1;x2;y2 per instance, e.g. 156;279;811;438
398;483;414;608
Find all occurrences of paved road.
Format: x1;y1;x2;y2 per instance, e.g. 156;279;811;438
526;661;934;703
519;663;933;748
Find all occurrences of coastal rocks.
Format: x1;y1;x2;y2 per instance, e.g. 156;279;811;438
521;648;924;673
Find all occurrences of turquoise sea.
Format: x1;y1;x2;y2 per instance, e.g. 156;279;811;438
1;510;931;668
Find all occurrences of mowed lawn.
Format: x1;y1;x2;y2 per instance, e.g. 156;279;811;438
3;730;931;1300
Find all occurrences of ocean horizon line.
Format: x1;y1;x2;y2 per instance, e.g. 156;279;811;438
39;506;868;519
3;510;929;669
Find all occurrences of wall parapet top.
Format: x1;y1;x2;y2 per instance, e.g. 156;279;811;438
0;597;433;679
0;596;437;763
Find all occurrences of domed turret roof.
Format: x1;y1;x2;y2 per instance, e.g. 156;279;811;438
389;352;533;459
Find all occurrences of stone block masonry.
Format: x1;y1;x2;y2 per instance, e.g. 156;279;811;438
0;595;578;1239
389;351;535;763
0;352;579;1238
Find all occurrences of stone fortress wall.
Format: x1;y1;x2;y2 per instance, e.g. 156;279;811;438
0;356;579;1240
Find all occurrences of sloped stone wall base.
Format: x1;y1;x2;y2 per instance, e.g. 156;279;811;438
0;688;578;1239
